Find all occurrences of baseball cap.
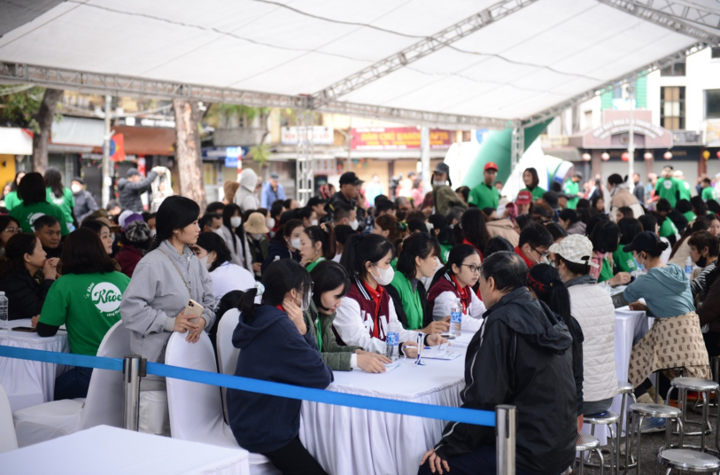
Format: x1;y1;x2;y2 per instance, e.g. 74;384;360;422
484;162;498;172
270;172;280;180
127;168;140;177
434;162;450;174
549;234;599;268
622;230;660;254
243;212;270;234
516;190;532;205
543;191;559;208
339;172;363;186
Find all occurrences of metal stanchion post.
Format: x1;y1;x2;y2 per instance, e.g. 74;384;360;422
123;355;145;431
496;405;516;475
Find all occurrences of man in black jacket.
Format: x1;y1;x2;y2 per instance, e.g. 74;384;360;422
420;251;576;475
117;167;160;212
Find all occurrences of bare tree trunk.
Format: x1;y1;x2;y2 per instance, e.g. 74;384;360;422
173;98;207;210
32;88;63;173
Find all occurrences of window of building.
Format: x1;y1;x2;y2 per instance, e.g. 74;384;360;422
712;47;720;59
708;89;720;119
661;60;686;76
660;86;685;130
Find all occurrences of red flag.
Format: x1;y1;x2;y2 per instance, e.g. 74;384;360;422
110;134;125;162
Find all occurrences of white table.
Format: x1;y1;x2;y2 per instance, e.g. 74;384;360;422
0;425;251;475
0;319;69;412
300;343;467;475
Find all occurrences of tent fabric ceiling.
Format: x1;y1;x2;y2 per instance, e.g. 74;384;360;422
0;0;717;123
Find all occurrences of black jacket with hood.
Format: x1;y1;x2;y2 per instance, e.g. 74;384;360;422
433;287;577;475
117;170;158;212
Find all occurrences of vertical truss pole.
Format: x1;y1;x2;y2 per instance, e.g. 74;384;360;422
296;105;314;206
511;126;525;192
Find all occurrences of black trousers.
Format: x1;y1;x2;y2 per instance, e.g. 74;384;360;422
418;445;538;475
263;437;327;475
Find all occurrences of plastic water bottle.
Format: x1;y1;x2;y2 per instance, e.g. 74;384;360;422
0;291;8;331
385;316;401;361
450;298;462;337
685;256;694;279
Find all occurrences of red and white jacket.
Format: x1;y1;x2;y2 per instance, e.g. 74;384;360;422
427;273;486;331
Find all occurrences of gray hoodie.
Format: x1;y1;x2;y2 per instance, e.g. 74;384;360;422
120;240;215;390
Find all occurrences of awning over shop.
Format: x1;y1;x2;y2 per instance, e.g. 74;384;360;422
92;125;176;156
0;127;32;155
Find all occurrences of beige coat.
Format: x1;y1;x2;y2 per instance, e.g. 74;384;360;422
486;219;520;247
610;187;644;221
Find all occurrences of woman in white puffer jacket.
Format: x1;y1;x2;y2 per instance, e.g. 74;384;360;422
550;234;618;415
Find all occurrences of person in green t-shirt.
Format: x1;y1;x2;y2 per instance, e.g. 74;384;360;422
655;167;681;208
673;170;692;201
702;177;717;202
520;167;546;201
676;199;696;223
45;167;76;231
3;171;26;211
36;228;131;400
468;162;500;210
9;172;69;236
656;198;679;241
563;173;582;209
614;217;642;273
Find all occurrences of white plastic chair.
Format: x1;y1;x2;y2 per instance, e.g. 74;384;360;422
216;308;242;422
12;321;130;447
0;383;18;453
165;331;280;475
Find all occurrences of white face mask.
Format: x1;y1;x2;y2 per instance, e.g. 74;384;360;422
432;180;445;186
212;227;224;236
290;238;302;250
371;264;395;286
230;216;242;228
349;219;359;231
150;229;157;238
266;218;275;229
250;233;264;240
310;219;318;226
71;184;83;194
199;255;213;270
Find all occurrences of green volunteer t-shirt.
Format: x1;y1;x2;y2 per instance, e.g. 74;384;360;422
613;249;638;273
468;182;500;210
597;256;614;284
521;186;546;201
683;211;697;223
9;201;70;236
678;180;692;201
659;217;678;238
655;177;681;207
39;271;131;356
3;191;22;210
439;243;453;264
46;187;75;227
702;187;717;202
563;181;580;209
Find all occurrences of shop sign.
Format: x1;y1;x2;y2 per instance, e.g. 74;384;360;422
350;127;453;151
281;126;334;145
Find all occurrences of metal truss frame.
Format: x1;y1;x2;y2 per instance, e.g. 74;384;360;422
296;106;315;206
311;0;539;106
510;126;525;190
597;0;720;44
629;0;720;30
520;42;707;128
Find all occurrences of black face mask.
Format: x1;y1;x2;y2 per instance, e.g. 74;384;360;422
696;255;708;268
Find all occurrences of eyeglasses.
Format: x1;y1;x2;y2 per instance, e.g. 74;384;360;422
462;264;482;274
531;246;550;259
2;227;20;233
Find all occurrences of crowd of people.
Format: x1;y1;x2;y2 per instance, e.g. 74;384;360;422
3;160;720;475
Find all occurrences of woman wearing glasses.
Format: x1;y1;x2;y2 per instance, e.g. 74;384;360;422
0;216;22;257
427;244;486;326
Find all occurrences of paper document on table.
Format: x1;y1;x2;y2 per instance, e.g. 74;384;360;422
420;346;461;360
383;361;401;373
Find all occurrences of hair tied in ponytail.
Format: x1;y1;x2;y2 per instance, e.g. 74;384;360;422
255;281;265;296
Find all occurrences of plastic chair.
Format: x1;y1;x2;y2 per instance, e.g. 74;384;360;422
216;308;241;422
12;321;130;447
164;331;280;475
0;383;18;453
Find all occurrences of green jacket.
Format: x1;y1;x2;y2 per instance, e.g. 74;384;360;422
303;301;361;371
433;184;467;216
386;271;426;330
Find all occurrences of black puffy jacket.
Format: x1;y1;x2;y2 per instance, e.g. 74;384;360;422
117;171;158;212
433;287;577;475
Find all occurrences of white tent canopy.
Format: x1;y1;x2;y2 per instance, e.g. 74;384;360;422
1;0;719;130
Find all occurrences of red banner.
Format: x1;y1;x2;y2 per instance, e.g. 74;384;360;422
350;127;453;151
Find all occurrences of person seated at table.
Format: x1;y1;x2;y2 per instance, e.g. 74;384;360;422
298;225;335;273
589;219;632;287
227;259;332;475
304;260;392;373
192;231;255;306
33;214;63;259
687;230;720;303
513;222;553;268
120;196;215;436
262;218;304;274
0;233;58;320
386;233;449;334
698;265;720;357
115;220;153;277
335;234;444;355
35;229;131;400
620;231;710;408
614;217;643;273
551;234;617;416
526;263;584;432
9;172;69;236
419;251;577;475
0;216;21;257
638;213;672;263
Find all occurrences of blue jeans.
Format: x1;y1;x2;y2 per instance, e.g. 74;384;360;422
418;446;537;475
54;366;93;400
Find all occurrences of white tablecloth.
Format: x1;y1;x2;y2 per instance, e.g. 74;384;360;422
300;345;467;475
0;425;251;475
0;319;69;412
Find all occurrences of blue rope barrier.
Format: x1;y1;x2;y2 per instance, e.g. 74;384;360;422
0;344;495;428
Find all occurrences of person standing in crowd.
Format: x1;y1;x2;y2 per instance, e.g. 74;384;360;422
0;216;21;257
646;172;658;203
71;177;98;224
607;173;643;222
432;162;467;215
520;167;546;201
0;233;58;320
420;251;576;475
514;223;553;268
217;203;252;272
468;162;500;210
117;167;160;212
674;170;692;201
364;174;384;207
234;168;260;212
243;211;269;277
44;167;76;231
120;196;215;436
454;207;491;261
115;220;153;278
632;172;645;205
563;172;582;209
33;215;63;259
36;229;130;400
551;235;617;416
298;225;335;273
261;172;285;209
262;219;304;273
222;180;240;206
701;177;717;202
193;231;255;305
655;166;681;208
328;171;364;220
305;261;392;373
427;244;486;324
688;231;720;303
410;177;424;209
10;172;69;236
3;171;26;211
228;259;331;475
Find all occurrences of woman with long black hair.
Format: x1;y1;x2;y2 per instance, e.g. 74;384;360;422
227;259;331;475
261;218;304;273
45;166;76;231
298;225;335;273
217;203;253;273
120;195;215;435
453;207;491;261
